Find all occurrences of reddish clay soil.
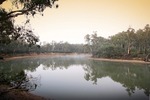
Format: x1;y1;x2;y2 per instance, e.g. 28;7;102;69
89;57;150;64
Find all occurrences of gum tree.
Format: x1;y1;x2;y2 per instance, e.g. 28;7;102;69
0;0;58;45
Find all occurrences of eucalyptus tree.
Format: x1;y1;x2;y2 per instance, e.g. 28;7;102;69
0;0;58;52
84;34;92;53
91;32;99;54
135;29;145;54
84;32;110;57
110;28;136;56
143;24;150;54
142;24;150;61
126;27;136;55
0;9;15;44
84;32;106;54
110;31;127;49
0;0;58;21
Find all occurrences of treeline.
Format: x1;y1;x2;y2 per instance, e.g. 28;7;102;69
40;41;85;53
85;24;150;60
0;41;85;55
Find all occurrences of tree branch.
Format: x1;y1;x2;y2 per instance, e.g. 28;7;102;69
0;5;35;22
0;0;6;5
0;0;58;21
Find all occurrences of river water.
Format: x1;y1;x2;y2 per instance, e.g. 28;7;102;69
0;54;150;100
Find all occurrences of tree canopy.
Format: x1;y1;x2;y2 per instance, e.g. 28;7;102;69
85;24;150;60
0;0;58;45
0;0;58;20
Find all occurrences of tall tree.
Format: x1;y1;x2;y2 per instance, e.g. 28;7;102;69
110;31;127;49
84;34;92;53
142;24;150;61
0;0;58;21
135;29;144;54
143;24;150;54
0;9;14;44
0;0;58;48
126;27;136;55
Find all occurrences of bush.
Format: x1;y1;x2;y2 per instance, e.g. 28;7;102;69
93;46;125;58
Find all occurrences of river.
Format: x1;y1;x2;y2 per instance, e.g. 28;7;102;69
0;54;150;100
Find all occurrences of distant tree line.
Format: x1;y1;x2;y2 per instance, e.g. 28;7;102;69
0;0;86;56
0;41;85;55
84;24;150;61
40;41;85;53
0;0;58;57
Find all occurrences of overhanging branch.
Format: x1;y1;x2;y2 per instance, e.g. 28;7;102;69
0;0;6;5
0;0;58;21
0;5;35;22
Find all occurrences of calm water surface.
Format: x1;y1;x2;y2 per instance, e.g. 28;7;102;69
0;54;150;100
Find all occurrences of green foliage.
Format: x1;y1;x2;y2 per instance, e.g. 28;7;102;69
0;0;58;53
40;41;85;53
84;32;109;54
84;60;150;96
93;46;124;58
0;70;39;91
85;24;150;59
0;41;85;54
0;0;58;20
0;9;14;44
0;70;26;85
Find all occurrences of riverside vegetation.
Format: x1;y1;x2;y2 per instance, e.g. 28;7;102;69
1;25;150;62
0;0;150;61
84;25;150;62
0;0;150;99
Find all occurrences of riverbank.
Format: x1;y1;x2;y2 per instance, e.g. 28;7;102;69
0;53;69;100
89;57;150;64
1;53;75;61
0;53;150;99
1;53;150;64
0;85;48;100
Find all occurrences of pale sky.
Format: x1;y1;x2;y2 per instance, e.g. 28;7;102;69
2;0;150;44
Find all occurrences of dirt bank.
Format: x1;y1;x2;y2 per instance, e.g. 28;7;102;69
89;57;150;64
0;85;50;100
1;53;150;64
2;53;74;61
0;53;66;100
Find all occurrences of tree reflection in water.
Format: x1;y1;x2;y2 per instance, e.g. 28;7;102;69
83;60;150;97
0;55;150;97
0;70;40;92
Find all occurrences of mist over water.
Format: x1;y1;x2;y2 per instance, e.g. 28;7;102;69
1;54;150;100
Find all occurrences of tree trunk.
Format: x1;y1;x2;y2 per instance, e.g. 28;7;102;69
127;44;131;55
144;48;147;54
144;53;150;62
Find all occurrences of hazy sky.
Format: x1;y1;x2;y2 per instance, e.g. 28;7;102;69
2;0;150;44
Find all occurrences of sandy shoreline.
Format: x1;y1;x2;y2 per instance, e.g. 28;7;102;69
3;53;73;61
0;53;71;100
1;53;150;99
1;53;150;64
4;53;148;64
89;57;150;64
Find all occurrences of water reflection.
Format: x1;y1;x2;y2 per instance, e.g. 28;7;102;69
84;61;150;97
0;70;40;92
0;55;150;99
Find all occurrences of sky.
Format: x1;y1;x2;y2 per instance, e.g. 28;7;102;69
2;0;150;44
